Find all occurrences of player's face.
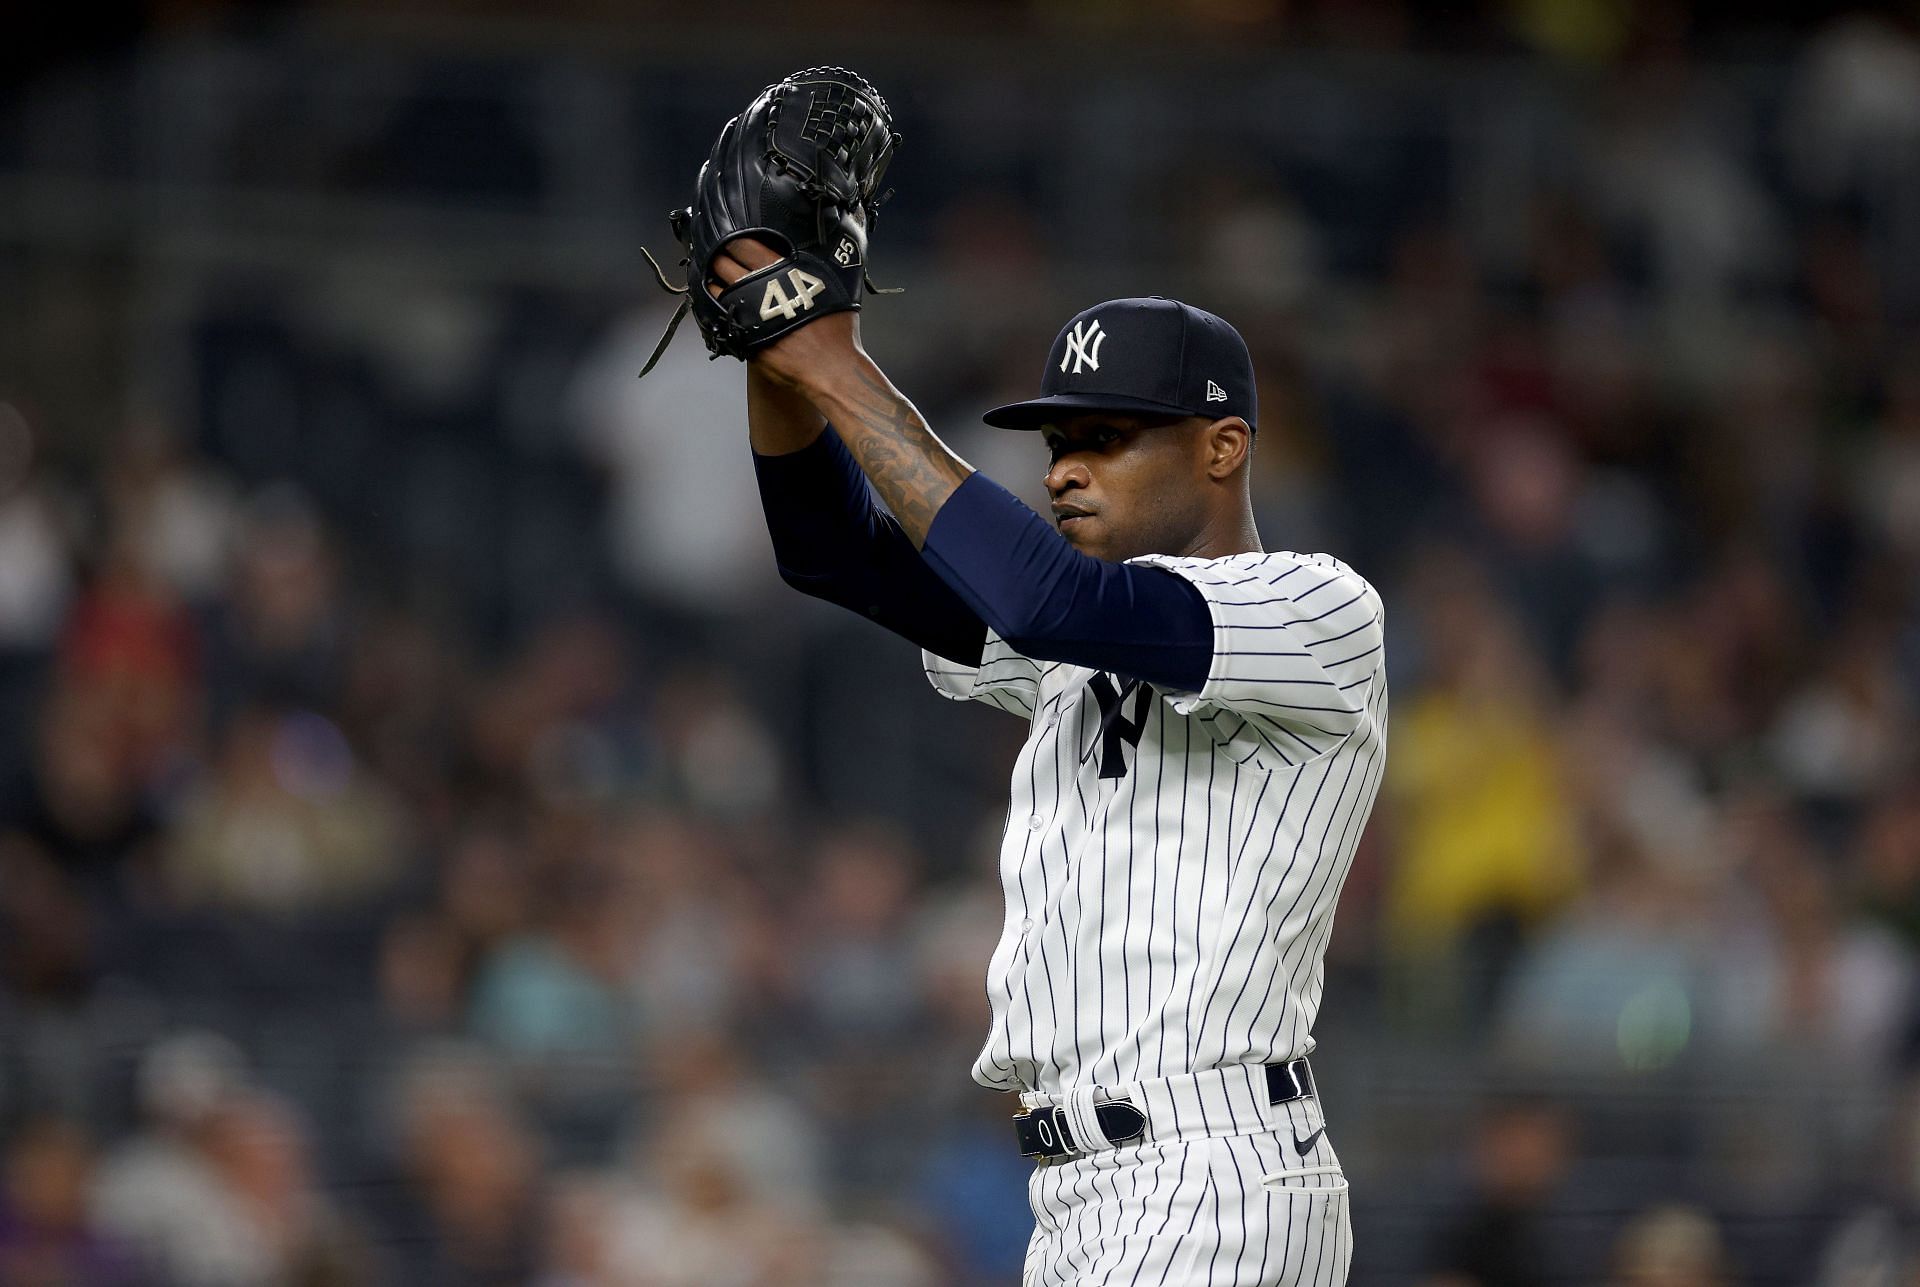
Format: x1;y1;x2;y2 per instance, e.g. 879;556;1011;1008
1040;414;1215;562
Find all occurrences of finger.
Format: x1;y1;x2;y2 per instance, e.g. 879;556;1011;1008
709;251;748;298
709;238;781;298
722;236;781;271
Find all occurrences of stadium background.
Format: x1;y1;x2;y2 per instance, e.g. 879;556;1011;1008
4;1;1920;1282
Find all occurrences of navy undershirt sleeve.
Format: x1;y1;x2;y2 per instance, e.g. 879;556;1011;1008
753;429;988;666
919;473;1215;693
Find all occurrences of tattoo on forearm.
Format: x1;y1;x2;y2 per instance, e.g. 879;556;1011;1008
829;363;972;543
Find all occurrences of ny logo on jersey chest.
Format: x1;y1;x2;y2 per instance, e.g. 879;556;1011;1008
1083;674;1153;780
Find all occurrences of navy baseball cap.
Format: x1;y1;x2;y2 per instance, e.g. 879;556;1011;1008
983;296;1257;431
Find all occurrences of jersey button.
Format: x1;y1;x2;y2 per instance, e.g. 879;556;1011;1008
1021;917;1034;934
1026;815;1045;831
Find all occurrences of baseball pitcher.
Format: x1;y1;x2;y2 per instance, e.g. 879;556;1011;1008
650;68;1386;1286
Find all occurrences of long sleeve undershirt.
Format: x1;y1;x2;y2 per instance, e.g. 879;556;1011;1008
752;428;1213;692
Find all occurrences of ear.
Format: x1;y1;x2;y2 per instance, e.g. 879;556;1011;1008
1202;417;1252;481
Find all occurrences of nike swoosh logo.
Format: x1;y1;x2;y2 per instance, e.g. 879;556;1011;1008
1293;1126;1325;1156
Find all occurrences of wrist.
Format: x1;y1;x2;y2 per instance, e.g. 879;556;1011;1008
803;349;882;412
748;312;864;397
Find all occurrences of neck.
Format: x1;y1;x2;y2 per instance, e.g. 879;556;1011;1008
1178;508;1263;560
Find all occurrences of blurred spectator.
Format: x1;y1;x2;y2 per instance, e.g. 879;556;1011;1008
1811;1205;1913;1287
574;1028;938;1286
616;813;760;1033
378;912;471;1038
1420;1099;1576;1287
438;820;535;960
913;1089;1037;1285
645;668;784;819
0;833;100;1004
0;403;73;652
1192;174;1323;312
55;532;200;791
1855;785;1920;953
1386;555;1583;1020
96;1044;366;1286
1767;621;1913;808
376;1047;543;1286
92;1032;249;1283
632;1029;825;1211
1653;553;1803;762
532;1172;618;1287
203;488;348;719
1588;64;1788;304
1609;1204;1731;1287
598;1103;835;1286
1708;805;1913;1069
466;618;636;803
791;822;925;1047
336;610;467;812
1497;837;1705;1071
787;823;935;1195
97;420;237;607
1785;14;1920;206
197;1092;369;1285
467;861;643;1063
163;705;406;915
908;868;1003;1054
1853;351;1920;561
0;1117;139;1285
10;683;162;888
565;304;778;621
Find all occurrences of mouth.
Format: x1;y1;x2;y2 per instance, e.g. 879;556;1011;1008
1052;506;1096;529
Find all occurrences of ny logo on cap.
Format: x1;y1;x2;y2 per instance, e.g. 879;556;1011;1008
1060;319;1107;374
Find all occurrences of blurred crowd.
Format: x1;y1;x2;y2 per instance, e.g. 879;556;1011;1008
6;4;1920;1285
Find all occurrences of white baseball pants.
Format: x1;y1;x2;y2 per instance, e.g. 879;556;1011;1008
1017;1071;1351;1286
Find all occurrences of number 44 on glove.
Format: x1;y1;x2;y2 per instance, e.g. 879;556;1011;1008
638;66;902;377
757;267;828;321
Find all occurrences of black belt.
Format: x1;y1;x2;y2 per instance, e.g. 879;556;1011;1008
1012;1058;1316;1161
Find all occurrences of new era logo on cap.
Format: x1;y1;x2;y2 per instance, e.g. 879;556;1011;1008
982;296;1257;432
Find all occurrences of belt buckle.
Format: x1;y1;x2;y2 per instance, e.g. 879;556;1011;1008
1268;1057;1315;1104
1013;1105;1076;1160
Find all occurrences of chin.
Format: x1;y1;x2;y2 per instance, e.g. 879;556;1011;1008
1062;529;1104;559
1061;519;1130;562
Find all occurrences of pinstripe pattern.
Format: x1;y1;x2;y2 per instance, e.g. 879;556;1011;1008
926;548;1382;1285
923;549;1387;1095
1019;1126;1353;1286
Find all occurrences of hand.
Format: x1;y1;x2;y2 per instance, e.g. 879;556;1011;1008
706;235;779;293
709;238;861;391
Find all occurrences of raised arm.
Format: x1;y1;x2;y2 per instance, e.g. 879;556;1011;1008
717;241;971;545
747;364;827;457
739;282;986;667
786;346;972;546
714;244;1213;694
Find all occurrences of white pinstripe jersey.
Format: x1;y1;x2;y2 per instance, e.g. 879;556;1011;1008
924;549;1388;1097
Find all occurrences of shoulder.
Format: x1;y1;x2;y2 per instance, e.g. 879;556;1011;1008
1129;549;1379;598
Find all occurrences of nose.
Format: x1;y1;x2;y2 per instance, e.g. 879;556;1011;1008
1045;454;1090;500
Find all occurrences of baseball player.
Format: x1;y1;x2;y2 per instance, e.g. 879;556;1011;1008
657;69;1386;1285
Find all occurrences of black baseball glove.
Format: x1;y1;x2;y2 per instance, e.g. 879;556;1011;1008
639;66;901;377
